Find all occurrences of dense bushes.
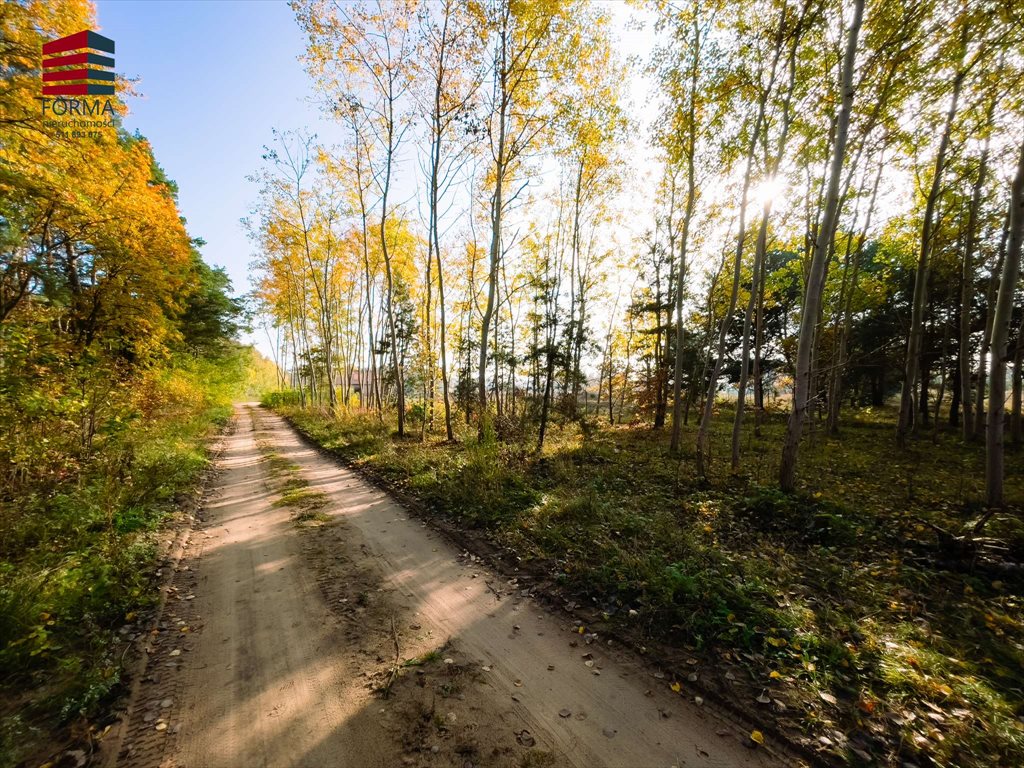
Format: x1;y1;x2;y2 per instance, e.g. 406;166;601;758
0;351;259;765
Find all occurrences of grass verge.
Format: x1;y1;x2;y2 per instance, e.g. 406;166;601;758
251;410;330;526
273;400;1024;768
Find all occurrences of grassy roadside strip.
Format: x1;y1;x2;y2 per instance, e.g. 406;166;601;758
0;359;245;768
272;401;1024;768
248;406;330;525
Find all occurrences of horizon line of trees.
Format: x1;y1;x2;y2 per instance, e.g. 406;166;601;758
250;0;1024;510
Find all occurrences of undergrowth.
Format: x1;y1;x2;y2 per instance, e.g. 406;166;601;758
0;353;253;767
273;397;1024;768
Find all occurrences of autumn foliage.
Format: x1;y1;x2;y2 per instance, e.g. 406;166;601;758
0;1;249;761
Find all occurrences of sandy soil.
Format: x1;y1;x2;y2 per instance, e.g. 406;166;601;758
113;405;791;768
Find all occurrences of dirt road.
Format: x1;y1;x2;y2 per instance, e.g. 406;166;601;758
114;405;788;768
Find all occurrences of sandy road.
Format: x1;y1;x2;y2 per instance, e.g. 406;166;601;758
115;405;788;768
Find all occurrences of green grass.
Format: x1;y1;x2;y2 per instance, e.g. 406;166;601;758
402;649;443;667
271;487;329;509
275;399;1024;768
272;488;330;523
251;412;331;525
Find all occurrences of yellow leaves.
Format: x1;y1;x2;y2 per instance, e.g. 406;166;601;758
935;683;953;697
766;636;787;648
750;730;765;745
670;681;681;693
769;670;782;680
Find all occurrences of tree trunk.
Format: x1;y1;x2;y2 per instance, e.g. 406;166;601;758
827;166;879;434
695;93;771;475
729;11;794;468
975;213;1011;438
986;137;1024;508
537;348;556;450
428;55;455;440
949;364;961;427
959;102;996;439
650;236;667;429
731;225;760;468
898;34;967;446
479;24;508;432
1012;331;1022;449
933;315;950;436
381;204;405;436
669;187;695;453
351;115;382;417
779;0;863;491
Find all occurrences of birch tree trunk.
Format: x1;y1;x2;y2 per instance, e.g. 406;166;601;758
695;56;772;475
898;35;968;446
985;138;1024;508
779;0;864;492
730;10;799;467
974;214;1010;437
669;104;697;452
479;20;508;429
958;118;994;438
827;159;882;434
1012;332;1022;449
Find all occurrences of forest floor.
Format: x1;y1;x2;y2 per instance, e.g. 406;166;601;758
273;401;1024;768
104;405;779;768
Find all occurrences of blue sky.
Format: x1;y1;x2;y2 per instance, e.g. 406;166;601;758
95;0;340;307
